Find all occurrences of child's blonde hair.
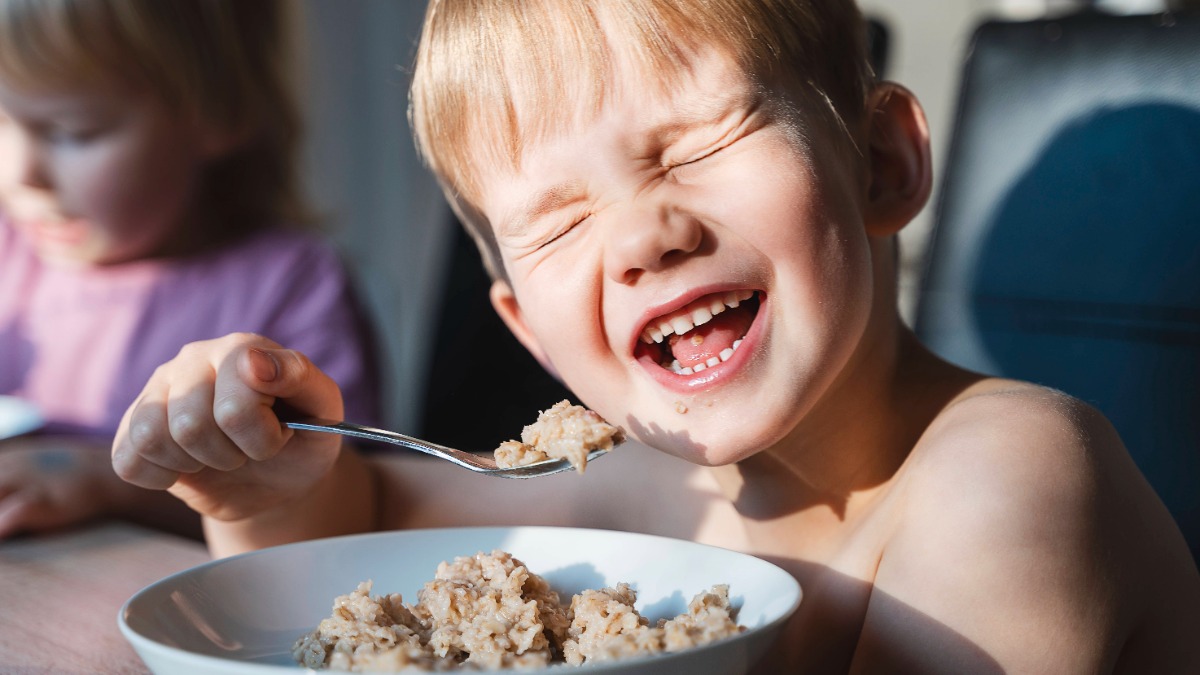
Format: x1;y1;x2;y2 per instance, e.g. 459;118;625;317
409;0;875;279
0;0;310;237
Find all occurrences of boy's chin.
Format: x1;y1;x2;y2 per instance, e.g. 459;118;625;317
632;428;766;468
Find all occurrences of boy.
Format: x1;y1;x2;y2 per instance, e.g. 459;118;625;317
112;0;1200;671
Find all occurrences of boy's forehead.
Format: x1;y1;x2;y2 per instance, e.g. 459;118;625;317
446;1;759;193
474;48;758;225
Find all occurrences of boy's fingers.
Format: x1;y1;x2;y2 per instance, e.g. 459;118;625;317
112;437;183;491
210;346;344;462
236;347;342;415
133;442;206;475
211;398;286;463
166;384;249;472
113;456;181;491
208;347;296;462
114;395;190;489
113;334;302;487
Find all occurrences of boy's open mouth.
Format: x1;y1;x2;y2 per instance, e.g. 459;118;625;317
635;290;761;375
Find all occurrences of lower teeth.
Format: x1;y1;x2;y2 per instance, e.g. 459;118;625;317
667;339;744;375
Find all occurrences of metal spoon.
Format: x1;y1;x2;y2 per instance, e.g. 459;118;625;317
283;417;613;478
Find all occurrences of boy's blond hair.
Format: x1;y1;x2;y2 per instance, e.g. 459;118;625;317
0;0;310;237
410;0;874;279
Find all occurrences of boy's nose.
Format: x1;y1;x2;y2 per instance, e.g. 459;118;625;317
602;202;703;284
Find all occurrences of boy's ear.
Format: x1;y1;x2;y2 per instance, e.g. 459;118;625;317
862;83;932;237
489;279;562;381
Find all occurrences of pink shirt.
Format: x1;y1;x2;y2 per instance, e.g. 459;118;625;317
0;217;380;437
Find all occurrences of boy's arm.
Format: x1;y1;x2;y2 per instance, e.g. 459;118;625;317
853;389;1154;672
200;445;377;558
112;333;370;557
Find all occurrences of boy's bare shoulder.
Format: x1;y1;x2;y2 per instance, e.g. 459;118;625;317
894;379;1135;554
905;378;1119;496
867;379;1159;670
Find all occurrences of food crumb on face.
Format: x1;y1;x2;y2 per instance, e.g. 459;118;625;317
293;550;744;671
493;400;623;473
675;401;688;414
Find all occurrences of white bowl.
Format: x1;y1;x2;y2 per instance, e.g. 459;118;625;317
120;526;801;674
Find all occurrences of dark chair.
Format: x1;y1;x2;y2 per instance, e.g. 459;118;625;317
915;10;1200;561
866;16;890;79
418;222;574;453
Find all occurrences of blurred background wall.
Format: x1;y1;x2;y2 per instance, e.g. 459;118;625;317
296;0;1178;431
299;0;444;431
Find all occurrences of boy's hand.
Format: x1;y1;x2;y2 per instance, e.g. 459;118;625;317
111;333;345;521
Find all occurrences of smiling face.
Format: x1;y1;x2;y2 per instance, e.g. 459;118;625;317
477;48;881;466
0;76;220;265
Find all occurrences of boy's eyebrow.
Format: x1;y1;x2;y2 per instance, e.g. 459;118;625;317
636;87;759;155
646;96;739;142
498;90;755;237
500;180;588;238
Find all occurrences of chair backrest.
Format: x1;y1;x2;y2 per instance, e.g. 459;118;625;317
418;222;574;453
915;10;1200;560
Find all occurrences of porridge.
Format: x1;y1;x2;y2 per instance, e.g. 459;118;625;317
293;550;744;671
493;401;623;473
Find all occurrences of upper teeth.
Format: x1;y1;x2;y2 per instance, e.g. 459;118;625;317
641;290;754;344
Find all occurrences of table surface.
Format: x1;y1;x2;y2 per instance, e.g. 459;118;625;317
0;521;210;674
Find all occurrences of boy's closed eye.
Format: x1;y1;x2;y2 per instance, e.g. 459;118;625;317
500;182;594;255
537;211;593;250
525;139;744;253
663;143;725;181
660;111;767;182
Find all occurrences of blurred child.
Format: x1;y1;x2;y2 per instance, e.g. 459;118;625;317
0;0;380;539
111;0;1199;670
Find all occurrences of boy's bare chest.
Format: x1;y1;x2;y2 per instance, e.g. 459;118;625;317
649;468;894;672
576;448;894;669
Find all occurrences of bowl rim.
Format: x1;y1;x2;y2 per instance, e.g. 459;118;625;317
118;525;803;673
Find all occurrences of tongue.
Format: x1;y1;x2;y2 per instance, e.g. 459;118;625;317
668;305;754;368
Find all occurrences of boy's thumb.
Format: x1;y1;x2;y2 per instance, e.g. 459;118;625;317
237;345;342;420
246;347;282;384
243;346;315;398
